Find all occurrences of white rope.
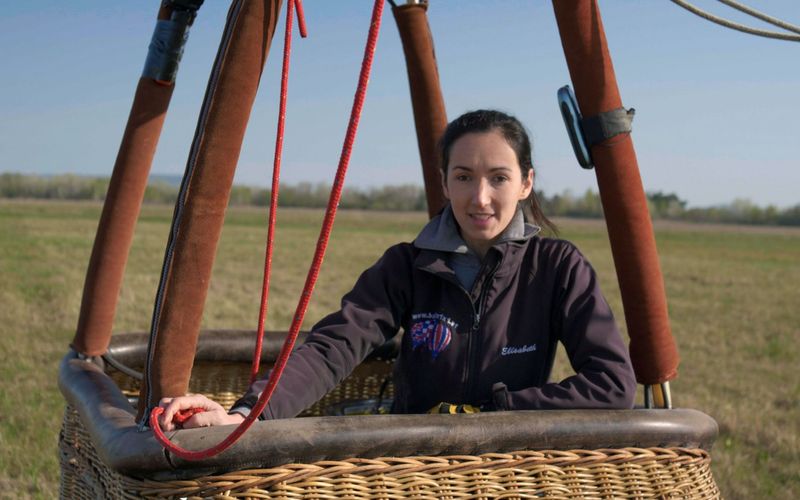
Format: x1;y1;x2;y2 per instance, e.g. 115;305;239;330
717;0;800;35
669;0;800;42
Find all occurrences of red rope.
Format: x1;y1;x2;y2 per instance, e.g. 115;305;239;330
173;407;205;425
149;0;385;461
250;0;300;384
295;0;308;38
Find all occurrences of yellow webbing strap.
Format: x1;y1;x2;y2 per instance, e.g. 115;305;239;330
428;403;481;414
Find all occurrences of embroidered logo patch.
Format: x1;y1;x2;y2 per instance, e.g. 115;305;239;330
410;313;458;359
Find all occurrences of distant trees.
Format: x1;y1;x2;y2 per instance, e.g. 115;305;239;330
647;191;687;219
2;172;799;226
341;184;427;211
680;198;794;226
0;173;109;200
540;189;603;218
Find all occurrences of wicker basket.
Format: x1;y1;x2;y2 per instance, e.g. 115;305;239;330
59;331;721;499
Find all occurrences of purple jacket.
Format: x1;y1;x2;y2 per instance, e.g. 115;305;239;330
234;208;636;418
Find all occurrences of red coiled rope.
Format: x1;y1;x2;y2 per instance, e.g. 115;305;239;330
150;0;385;461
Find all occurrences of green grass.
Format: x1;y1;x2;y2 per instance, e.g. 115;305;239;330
1;200;798;498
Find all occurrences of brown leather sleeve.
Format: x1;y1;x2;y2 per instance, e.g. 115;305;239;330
552;0;679;385
72;0;204;359
137;0;283;418
392;3;448;218
72;78;174;357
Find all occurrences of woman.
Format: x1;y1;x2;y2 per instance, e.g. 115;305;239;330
158;109;636;431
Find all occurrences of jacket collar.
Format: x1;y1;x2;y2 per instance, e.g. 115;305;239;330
414;203;540;254
413;204;540;283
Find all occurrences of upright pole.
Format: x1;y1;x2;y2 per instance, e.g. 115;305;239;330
137;0;283;419
72;2;202;357
552;0;679;385
392;2;448;218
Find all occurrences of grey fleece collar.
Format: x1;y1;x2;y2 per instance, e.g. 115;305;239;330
414;204;540;254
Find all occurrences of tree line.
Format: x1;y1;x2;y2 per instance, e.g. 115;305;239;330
2;172;799;226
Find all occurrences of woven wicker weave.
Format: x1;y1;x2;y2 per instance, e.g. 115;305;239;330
108;359;395;417
61;404;719;499
59;333;721;499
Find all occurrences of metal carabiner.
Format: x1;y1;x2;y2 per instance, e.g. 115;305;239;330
557;85;594;169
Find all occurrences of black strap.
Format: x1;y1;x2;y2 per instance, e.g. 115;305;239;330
581;107;635;146
142;1;205;83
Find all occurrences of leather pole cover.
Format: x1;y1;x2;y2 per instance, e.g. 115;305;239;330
138;0;282;415
392;4;448;218
72;78;175;356
72;0;182;358
552;0;678;384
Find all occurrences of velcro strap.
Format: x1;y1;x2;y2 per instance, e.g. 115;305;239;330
581;107;635;146
142;10;197;83
164;0;205;11
428;402;481;414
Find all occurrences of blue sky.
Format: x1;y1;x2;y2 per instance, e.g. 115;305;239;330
1;1;798;208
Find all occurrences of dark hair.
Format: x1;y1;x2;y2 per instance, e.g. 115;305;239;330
439;109;557;235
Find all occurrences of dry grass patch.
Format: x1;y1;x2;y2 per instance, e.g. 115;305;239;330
0;200;797;499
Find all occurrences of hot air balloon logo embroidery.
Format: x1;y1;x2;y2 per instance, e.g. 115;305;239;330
410;313;457;359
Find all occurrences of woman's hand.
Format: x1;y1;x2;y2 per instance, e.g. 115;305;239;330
157;394;245;431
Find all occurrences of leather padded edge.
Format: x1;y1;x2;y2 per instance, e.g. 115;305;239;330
60;349;718;480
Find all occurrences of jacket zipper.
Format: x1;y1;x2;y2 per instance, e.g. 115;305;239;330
459;286;476;402
462;265;497;403
416;254;498;405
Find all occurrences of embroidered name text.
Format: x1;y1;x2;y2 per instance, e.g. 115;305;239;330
501;344;537;356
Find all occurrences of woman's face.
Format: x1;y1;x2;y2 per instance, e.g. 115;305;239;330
443;131;533;258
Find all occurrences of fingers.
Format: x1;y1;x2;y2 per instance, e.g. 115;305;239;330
156;394;223;431
183;409;247;429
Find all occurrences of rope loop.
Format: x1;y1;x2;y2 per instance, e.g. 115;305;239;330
150;0;385;461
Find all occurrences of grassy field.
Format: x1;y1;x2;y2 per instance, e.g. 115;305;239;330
0;199;798;498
